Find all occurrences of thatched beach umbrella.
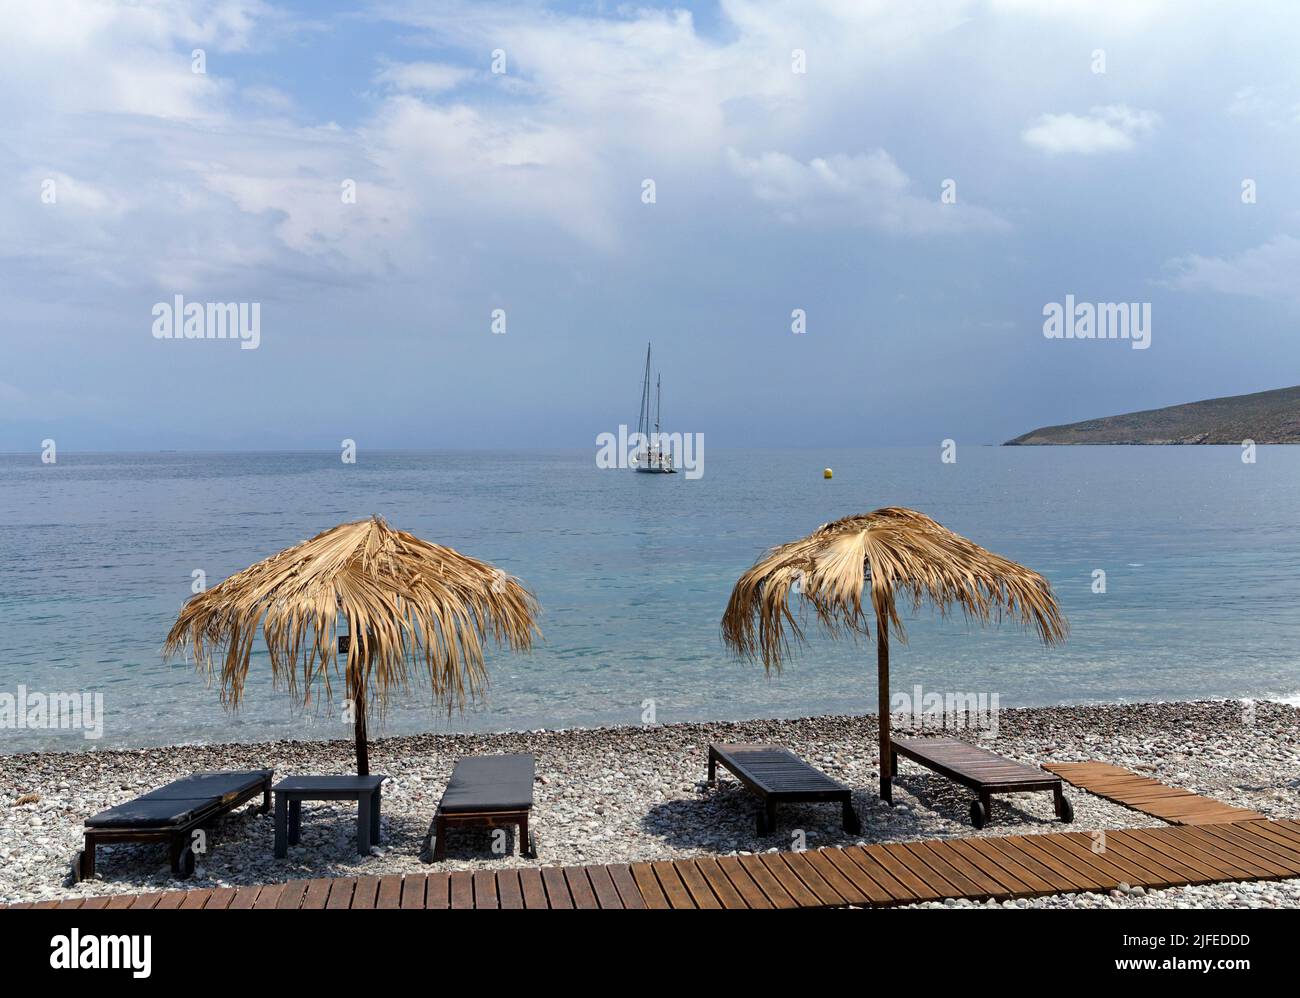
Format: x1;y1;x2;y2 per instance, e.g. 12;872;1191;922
721;507;1066;802
164;516;539;775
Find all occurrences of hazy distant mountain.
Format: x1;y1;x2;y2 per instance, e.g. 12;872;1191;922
1005;385;1300;445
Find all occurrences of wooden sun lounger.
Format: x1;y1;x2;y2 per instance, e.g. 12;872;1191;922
77;770;273;881
890;737;1072;828
421;753;537;862
708;743;861;836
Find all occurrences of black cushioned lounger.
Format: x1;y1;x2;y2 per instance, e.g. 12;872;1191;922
421;753;537;862
77;770;273;881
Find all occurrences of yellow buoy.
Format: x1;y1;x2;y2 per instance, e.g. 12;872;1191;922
823;468;833;479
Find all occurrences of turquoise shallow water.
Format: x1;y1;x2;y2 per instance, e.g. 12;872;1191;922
1;447;1298;753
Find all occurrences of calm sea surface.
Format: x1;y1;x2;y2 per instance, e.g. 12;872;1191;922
2;447;1298;753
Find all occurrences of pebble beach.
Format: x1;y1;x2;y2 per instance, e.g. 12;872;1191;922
3;700;1297;908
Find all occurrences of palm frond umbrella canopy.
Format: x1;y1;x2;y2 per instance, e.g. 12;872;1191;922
721;507;1067;802
164;516;539;775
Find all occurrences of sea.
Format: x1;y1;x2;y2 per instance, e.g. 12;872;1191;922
2;447;1298;753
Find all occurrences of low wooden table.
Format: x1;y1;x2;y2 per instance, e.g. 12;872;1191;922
890;737;1073;828
273;775;386;858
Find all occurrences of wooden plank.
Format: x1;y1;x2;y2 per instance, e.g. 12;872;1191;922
966;838;1054;895
630;863;670;909
351;875;381;909
1236;822;1300;866
1011;836;1096;891
714;855;773;909
672;860;721;909
734;853;799;908
1046;761;1264;825
585;865;624;909
127;892;163;910
564;867;600;910
840;846;919;902
803;849;871;905
946;839;1034;895
374;874;403;909
655;861;702;909
1161;828;1265;880
178;889;212;910
541;866;573;909
1108;829;1216;884
449;871;474;909
1196;826;1297;878
1035;835;1125;889
105;895;135;910
205;887;237;910
1100;834;1194;888
272;880;307;909
853;844;936;901
325;878;356;910
153;891;188;910
904;842;988;898
778;851;845;906
606;863;647;909
226;885;260;909
400;874;427;909
496;869;524;910
300;878;332;909
879;842;960;898
1141;829;1251;881
425;873;451;909
820;847;896;904
472;870;498;909
519;868;549;909
252;883;284;909
1059;832;1161;887
693;857;746;909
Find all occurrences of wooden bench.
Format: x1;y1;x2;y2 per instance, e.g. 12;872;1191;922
77;770;272;881
890;737;1072;828
708;743;860;836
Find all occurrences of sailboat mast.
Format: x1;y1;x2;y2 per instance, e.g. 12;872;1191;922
655;374;662;436
637;342;652;441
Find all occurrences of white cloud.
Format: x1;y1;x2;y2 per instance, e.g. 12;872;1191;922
1228;85;1300;128
727;149;1009;234
372;61;473;95
1165;235;1300;306
1022;105;1159;155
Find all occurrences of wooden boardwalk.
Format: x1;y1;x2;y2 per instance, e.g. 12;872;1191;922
1043;761;1265;825
11;819;1300;909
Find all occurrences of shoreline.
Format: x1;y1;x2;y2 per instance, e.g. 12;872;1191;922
4;699;1299;908
4;693;1298;759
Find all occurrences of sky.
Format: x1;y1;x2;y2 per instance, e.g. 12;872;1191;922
2;0;1299;451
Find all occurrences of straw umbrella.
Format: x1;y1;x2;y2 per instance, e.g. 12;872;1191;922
721;507;1066;802
164;516;539;775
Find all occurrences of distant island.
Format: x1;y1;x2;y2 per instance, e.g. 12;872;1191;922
1006;385;1300;445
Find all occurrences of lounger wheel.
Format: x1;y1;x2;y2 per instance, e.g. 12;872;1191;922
970;799;988;829
1058;798;1074;823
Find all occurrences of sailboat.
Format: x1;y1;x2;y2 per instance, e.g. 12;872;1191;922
633;343;676;474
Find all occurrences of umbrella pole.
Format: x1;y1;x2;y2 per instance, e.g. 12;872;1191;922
352;672;370;777
877;615;891;803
